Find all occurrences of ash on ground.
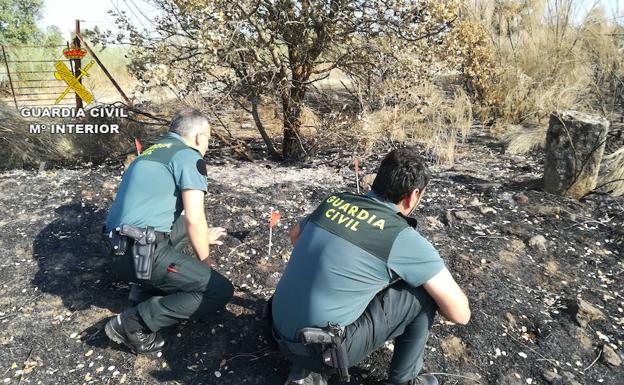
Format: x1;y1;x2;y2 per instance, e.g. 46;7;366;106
0;131;622;385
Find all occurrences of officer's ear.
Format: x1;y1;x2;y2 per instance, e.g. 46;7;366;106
408;188;423;210
416;187;425;203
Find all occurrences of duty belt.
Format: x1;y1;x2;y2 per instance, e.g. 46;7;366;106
103;224;169;280
103;225;169;247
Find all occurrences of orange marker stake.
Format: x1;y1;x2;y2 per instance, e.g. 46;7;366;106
135;138;142;156
268;208;282;258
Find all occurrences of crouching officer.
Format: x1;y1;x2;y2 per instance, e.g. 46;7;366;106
103;109;234;354
271;148;471;385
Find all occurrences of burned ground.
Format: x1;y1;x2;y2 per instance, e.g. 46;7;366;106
0;130;622;385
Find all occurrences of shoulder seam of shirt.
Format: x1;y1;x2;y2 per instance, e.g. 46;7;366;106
169;148;203;173
388;227;415;255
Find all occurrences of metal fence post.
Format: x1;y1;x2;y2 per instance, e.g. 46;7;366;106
74;19;83;110
75;32;134;107
1;45;19;110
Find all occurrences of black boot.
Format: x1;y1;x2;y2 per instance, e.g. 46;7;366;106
104;308;165;354
285;364;328;385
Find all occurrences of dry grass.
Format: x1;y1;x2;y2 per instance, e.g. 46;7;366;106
81;45;138;104
257;104;320;138
288;77;475;163
501;125;548;155
462;0;623;125
459;1;624;196
0;103;153;170
597;146;624;196
0;106;76;168
361;83;472;163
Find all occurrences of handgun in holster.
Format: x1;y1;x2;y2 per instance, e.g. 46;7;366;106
104;224;157;280
120;224;157;281
299;325;350;382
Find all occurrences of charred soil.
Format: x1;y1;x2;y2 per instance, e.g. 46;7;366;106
0;130;622;385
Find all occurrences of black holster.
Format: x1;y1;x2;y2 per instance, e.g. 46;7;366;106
299;326;350;382
122;224;157;280
103;224;158;280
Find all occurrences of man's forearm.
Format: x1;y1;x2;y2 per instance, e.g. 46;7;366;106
185;219;211;264
436;294;470;324
423;267;471;325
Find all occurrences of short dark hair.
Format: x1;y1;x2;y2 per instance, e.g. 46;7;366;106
371;147;431;203
169;108;210;138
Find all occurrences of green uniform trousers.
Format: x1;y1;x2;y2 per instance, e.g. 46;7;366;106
277;281;437;384
110;216;234;332
344;282;437;384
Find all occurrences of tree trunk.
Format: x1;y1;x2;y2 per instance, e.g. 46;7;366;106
250;96;281;159
281;72;308;161
283;104;306;161
283;126;305;161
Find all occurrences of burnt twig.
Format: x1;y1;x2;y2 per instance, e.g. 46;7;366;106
427;372;481;384
583;346;603;372
17;347;34;385
564;220;609;230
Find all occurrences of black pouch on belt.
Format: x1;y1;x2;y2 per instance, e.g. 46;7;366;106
299;325;351;382
322;342;350;382
120;224;157;280
103;226;128;256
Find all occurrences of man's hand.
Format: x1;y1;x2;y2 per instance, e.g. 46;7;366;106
207;227;226;245
423;266;471;325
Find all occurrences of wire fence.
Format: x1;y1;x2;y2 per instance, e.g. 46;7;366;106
0;44;78;109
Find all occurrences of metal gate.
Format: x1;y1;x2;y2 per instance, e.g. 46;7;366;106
0;43;77;109
1;19;133;111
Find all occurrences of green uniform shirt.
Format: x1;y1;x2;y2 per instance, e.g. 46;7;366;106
272;191;444;340
106;132;207;233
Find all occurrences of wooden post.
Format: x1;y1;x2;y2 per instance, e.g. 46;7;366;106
1;45;18;110
75;32;133;107
73;19;83;109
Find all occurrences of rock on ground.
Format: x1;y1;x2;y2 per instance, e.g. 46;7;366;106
569;298;606;328
603;345;622;367
543;110;610;199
